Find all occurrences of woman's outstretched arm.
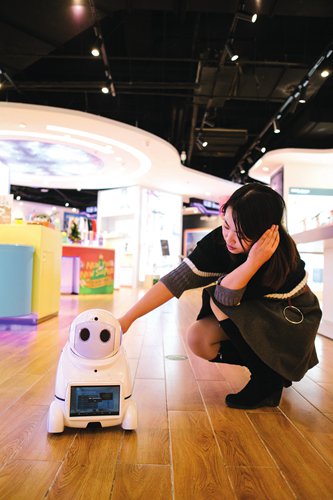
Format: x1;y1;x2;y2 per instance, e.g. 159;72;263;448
118;280;174;333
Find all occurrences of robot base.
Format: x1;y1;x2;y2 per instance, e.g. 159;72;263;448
47;398;137;433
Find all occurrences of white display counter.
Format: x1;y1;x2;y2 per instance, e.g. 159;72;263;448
292;224;333;339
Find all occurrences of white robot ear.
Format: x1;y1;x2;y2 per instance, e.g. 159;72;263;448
69;309;122;359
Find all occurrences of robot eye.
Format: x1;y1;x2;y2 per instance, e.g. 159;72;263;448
80;328;90;341
100;329;111;342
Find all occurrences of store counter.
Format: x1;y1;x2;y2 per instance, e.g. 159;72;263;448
0;224;62;322
293;224;333;339
62;245;115;294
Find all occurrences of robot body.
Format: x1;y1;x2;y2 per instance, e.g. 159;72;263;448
47;309;137;433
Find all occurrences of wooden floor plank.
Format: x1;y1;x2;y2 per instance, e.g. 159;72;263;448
118;378;170;465
165;357;205;411
248;412;333;498
198;380;279;468
0;459;60;500
279;387;333;468
226;466;295;500
0;403;48;468
111;464;172;500
169;411;235;500
47;428;124;499
293;376;333;413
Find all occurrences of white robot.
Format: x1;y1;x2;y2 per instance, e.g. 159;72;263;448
47;309;137;433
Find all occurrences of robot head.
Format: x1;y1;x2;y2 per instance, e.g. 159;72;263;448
69;309;122;359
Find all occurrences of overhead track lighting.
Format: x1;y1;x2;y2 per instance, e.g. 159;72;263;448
273;119;280;134
225;43;239;62
196;137;208;149
299;87;307;104
236;11;257;23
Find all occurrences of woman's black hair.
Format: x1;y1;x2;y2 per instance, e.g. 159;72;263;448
221;183;298;290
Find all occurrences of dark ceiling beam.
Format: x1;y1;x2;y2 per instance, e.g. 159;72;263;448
2;82;285;102
3;53;309;68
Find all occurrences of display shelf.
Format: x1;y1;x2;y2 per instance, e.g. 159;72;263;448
0;224;62;322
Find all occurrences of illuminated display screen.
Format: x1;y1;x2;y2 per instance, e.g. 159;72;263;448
70;385;120;417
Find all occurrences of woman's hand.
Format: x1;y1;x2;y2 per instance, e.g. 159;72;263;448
247;224;280;267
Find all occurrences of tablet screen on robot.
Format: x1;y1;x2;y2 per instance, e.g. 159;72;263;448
70;385;120;417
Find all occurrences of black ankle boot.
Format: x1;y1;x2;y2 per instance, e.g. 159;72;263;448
209;340;244;365
225;377;283;409
218;319;288;409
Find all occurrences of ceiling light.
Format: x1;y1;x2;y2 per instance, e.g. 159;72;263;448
91;47;100;57
65;202;69;207
273;119;280;134
101;85;109;94
261;146;266;153
180;150;187;163
196;137;208;149
240;168;246;174
16;195;21;200
236;11;257;23
299;87;307;104
225;43;239;62
320;69;330;78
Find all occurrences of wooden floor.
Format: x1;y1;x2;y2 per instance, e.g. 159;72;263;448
0;288;333;499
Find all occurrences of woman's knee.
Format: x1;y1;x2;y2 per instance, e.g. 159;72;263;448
186;316;225;358
187;321;206;353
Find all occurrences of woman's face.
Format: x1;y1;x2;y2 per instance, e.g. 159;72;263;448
221;207;252;254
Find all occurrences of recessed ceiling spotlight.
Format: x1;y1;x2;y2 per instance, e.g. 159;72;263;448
320;69;330;78
91;47;100;57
